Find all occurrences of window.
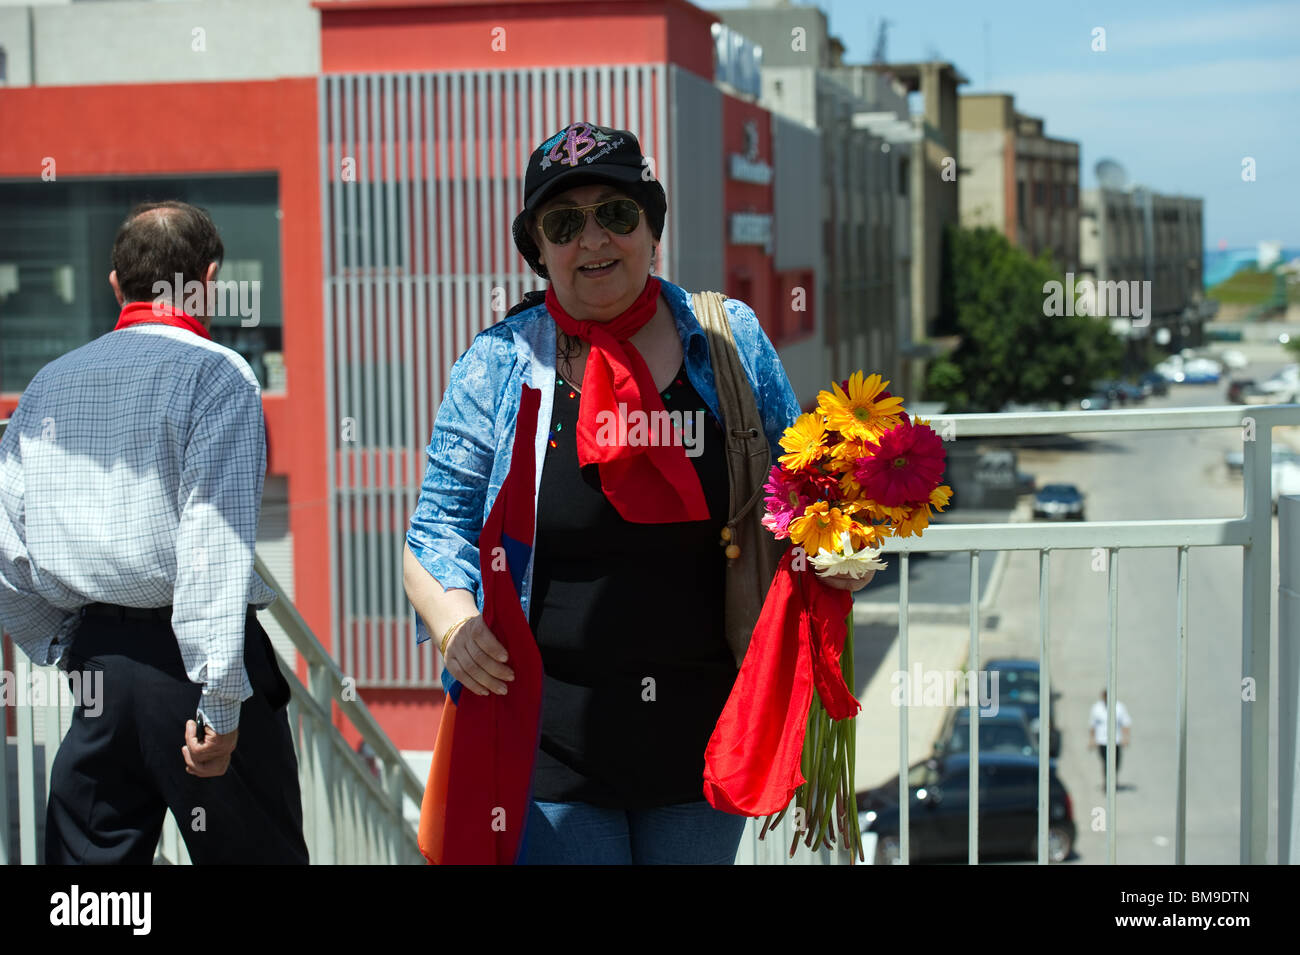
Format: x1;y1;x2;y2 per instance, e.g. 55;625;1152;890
0;176;282;392
1017;181;1027;225
1034;182;1046;205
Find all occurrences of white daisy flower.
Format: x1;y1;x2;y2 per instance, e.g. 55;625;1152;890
808;532;888;579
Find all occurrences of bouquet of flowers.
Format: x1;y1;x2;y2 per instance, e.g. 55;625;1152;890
703;372;952;862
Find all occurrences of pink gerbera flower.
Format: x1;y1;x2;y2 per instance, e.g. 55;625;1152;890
762;464;813;540
854;417;947;507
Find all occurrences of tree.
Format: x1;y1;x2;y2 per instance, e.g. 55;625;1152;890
926;226;1124;412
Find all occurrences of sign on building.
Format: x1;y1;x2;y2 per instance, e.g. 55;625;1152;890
712;22;762;100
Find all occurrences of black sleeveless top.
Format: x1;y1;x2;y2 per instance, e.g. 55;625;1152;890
528;362;737;808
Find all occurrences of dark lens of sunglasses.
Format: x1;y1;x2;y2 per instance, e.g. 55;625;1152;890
542;209;586;244
594;200;640;235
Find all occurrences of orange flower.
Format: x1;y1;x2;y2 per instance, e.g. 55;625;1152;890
789;501;852;556
778;413;829;471
816;372;905;442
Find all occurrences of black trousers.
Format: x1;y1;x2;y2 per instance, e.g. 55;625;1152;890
45;607;310;864
1097;743;1123;776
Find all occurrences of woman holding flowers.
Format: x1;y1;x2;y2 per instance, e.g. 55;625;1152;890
403;122;874;865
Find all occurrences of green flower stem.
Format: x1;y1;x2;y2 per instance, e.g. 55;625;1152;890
843;611;864;861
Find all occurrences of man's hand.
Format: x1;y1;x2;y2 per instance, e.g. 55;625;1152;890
182;719;239;777
819;569;877;592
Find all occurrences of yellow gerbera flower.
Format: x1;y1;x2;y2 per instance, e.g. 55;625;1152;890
778;412;829;471
930;484;953;510
849;518;891;550
891;501;933;538
827;435;877;473
816;372;905;442
789;501;852;556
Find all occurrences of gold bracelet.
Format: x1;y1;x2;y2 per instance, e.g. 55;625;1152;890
439;614;476;657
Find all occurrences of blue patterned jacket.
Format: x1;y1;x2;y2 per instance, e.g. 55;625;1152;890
405;278;801;645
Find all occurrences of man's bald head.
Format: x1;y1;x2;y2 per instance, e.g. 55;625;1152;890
110;200;224;305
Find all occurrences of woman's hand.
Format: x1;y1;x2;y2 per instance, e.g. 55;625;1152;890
817;569;877;593
443;616;515;696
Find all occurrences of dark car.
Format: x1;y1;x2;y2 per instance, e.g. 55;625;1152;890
856;753;1076;864
1138;372;1169;397
932;706;1037;758
1227;378;1257;404
1033;483;1085;520
1092;380;1135;407
983;659;1062;757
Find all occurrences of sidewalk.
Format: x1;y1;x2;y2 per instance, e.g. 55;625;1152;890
850;501;1029;792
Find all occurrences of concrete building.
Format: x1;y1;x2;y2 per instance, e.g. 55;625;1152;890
1079;182;1208;351
866;60;966;400
959;93;1080;273
718;2;916;393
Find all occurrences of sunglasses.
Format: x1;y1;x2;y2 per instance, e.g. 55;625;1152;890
539;198;643;245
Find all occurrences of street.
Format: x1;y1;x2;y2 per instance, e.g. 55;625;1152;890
851;355;1294;864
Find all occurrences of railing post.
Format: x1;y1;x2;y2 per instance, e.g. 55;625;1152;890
0;640;10;865
1280;494;1300;865
308;661;338;864
15;655;37;864
1241;423;1272;863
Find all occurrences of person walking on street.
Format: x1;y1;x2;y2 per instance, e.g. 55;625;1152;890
1088;687;1132;791
0;200;309;864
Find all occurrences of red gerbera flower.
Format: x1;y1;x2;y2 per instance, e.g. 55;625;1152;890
854;417;946;507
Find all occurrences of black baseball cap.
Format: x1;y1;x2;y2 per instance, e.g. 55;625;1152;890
512;122;667;279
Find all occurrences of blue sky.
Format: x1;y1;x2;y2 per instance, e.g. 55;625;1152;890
699;0;1300;248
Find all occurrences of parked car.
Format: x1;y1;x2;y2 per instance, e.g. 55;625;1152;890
1219;349;1249;371
1225;445;1298;474
856;753;1077;864
1079;393;1110;411
1258;364;1299;403
1181;357;1223;384
1034;483;1085;520
1091;380;1136;406
1137;372;1169;397
982;659;1062;758
1227;378;1257;404
932;706;1037;758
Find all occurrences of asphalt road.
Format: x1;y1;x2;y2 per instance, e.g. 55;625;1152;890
978;359;1294;864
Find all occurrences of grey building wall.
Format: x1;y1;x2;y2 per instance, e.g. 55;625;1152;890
771;112;823;401
720;5;832;69
0;0;319;86
1079;186;1205;328
0;5;33;85
668;65;724;294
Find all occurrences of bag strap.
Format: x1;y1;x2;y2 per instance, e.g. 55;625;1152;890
692;291;770;530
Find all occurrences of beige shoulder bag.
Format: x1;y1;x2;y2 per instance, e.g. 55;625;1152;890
692;291;788;667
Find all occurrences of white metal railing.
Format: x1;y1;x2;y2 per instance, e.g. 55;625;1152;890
870;403;1298;866
740;403;1299;866
1;529;424;863
7;407;1299;866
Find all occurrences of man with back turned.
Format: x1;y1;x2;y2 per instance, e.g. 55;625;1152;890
0;200;308;863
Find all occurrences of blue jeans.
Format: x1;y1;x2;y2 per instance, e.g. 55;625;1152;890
521;798;748;865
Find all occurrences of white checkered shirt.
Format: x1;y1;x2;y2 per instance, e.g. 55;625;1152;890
0;323;276;734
